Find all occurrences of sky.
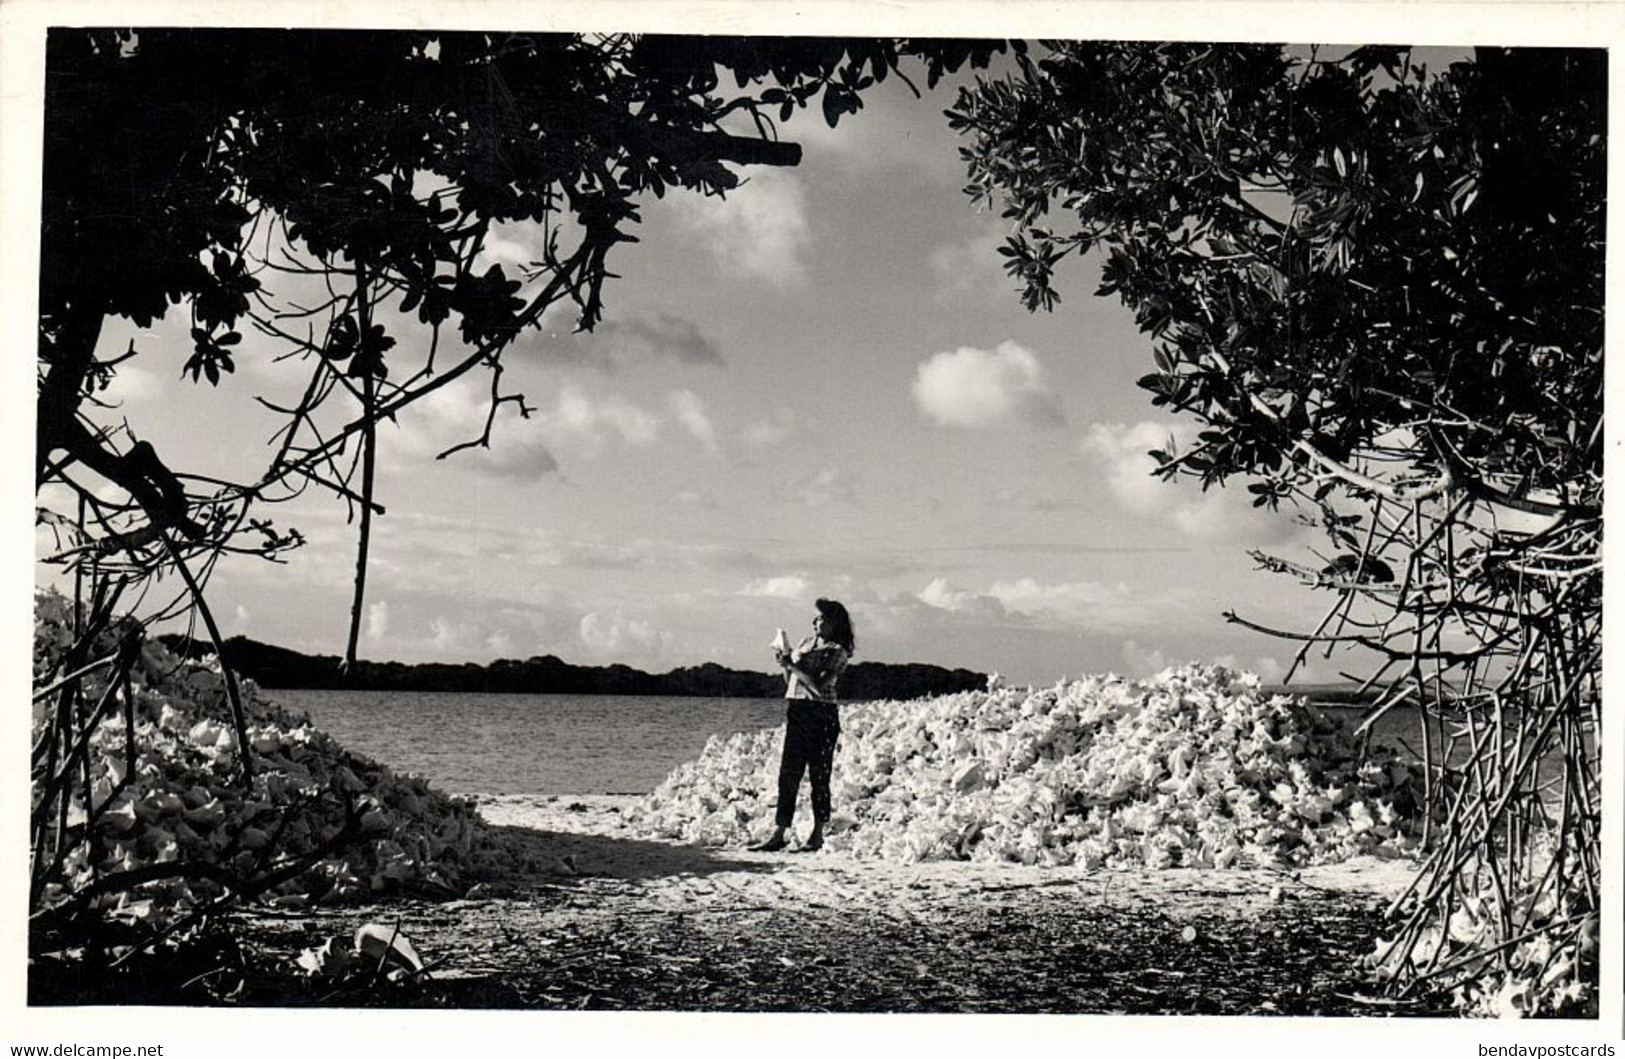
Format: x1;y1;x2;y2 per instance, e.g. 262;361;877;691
36;44;1364;688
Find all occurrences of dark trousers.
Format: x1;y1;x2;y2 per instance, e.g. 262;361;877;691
775;700;840;827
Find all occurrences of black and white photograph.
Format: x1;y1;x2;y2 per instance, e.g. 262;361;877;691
5;0;1617;1050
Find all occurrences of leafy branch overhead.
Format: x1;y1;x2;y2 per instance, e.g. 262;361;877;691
951;44;1602;516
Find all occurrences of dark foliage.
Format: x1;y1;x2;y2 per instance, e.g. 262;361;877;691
158;633;987;701
950;44;1603;514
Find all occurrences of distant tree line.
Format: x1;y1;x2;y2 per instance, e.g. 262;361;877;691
159;634;988;702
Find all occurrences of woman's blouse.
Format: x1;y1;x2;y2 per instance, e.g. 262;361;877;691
785;636;850;702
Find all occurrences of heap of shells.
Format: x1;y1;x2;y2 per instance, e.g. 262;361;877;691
636;665;1421;868
33;591;528;935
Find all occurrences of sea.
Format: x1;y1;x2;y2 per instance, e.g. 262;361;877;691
270;688;1434;798
274;689;791;796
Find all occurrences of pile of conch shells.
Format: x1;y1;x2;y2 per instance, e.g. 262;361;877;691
33;590;522;934
635;664;1421;868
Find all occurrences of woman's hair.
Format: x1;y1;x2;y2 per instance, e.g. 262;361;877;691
815;598;855;654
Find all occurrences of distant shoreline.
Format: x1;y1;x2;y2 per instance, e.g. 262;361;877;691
159;633;989;702
160;632;1383;707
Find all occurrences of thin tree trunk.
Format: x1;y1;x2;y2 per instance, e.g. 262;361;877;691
344;268;378;672
162;536;254;786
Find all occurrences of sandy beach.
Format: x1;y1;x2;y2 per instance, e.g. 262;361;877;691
220;794;1435;1015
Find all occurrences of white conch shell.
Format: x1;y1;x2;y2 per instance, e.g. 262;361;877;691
354;922;426;975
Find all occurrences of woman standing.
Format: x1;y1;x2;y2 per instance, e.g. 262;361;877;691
752;598;854;853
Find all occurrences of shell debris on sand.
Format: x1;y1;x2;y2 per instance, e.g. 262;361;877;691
634;664;1421;870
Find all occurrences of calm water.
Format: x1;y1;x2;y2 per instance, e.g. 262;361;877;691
274;689;790;795
275;684;1590;800
272;688;1449;798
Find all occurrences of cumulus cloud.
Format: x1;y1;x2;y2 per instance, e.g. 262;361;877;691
1120;639;1170;676
542;385;659;453
473;600;586;659
672;168;812;285
477;440;562;481
917;577;1006;621
741;575;811;599
986;577;1140;628
598;313;724;366
928;231;1009;298
578;610;671;659
104;362;163;406
914;575;1191;635
1122;641;1295;684
912;341;1065;429
478;233;537;270
758;82;961;182
540;386;728;458
789;467;857;509
743;408;796;447
299;582;678;667
475;218;552;271
429;615;471;652
390;379;721;474
388;379;559;480
667;389;719;454
1080;421;1191;513
1081;421;1299;544
365;600;390;642
1254;655;1288;684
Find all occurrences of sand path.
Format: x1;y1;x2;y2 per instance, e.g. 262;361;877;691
472;793;1417;912
232;794;1435;1015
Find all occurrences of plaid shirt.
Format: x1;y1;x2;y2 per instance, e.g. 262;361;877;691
785;636;850;702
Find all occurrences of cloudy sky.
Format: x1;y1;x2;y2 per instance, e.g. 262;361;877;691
37;45;1352;687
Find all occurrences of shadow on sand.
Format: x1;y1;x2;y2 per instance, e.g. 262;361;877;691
476;821;779;886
